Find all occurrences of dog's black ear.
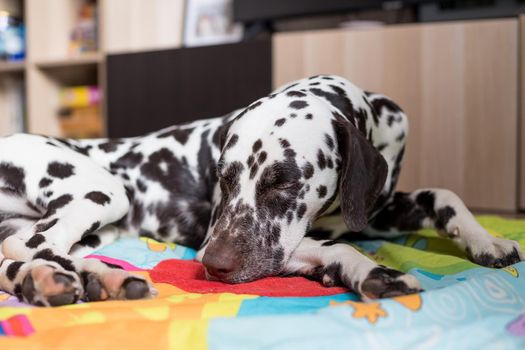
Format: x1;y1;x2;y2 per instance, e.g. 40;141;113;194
334;118;388;232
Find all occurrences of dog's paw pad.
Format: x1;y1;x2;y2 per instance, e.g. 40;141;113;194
82;272;108;302
360;266;422;300
96;269;155;300
122;277;150;300
21;265;82;306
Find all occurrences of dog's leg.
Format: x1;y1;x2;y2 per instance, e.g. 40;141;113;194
1;188;155;305
0;135;156;305
0;254;84;306
368;189;524;267
284;237;422;300
69;225;122;257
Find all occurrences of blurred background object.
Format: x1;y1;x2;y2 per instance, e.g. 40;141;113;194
69;0;98;55
183;0;243;47
0;0;523;213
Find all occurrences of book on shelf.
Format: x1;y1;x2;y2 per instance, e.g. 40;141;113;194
58;85;103;139
0;77;24;136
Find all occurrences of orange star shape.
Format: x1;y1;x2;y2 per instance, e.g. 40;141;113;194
330;300;387;324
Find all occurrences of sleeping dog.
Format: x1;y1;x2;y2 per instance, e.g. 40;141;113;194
0;75;522;306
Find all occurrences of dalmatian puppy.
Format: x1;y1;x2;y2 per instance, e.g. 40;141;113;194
0;75;522;306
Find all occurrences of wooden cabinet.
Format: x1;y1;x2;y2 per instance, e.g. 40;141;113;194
518;15;525;210
274;19;519;211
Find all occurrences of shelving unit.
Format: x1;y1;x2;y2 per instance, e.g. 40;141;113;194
0;0;185;137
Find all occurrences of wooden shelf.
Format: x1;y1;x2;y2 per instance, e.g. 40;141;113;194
0;0;185;137
0;61;25;73
34;53;102;69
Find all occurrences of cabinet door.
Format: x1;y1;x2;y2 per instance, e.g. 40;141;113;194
273;19;518;211
107;39;272;137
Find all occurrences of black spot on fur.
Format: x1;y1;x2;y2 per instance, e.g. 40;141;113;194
247;100;263;111
77;234;102;248
33;249;75;271
279;139;290;149
43;194;73;218
317;185;327;198
98;140;123;153
252;140;263;153
324;134;335;150
25;234;46;249
435;206;456;230
110;151;143;170
82;221;101;238
247;155;255;167
74;145;93;156
415;191;436;217
289;100;309;110
157;127;194;145
85;191;111;206
370;97;403;115
258;151;267;165
249;163;259;179
6;261;23;281
225;134;239;150
275;118;286;127
305;113;313;120
0;162;26;194
312;88;356;124
47;162;75;179
306;228;333;240
284;149;296;159
297;203;307;219
136;179;147;192
286;90;307;98
317;150;327;170
303;162;314;179
39;178;53;188
35;218;58;232
287;211;294;225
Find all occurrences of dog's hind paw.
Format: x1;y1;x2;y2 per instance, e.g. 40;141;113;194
79;263;157;302
17;262;83;307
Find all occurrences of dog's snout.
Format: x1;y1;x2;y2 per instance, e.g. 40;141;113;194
202;250;237;280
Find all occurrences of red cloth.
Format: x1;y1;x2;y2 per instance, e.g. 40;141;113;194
150;259;347;297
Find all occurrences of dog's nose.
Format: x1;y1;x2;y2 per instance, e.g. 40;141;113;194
202;251;236;280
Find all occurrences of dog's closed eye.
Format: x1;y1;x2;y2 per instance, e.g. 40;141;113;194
256;164;299;195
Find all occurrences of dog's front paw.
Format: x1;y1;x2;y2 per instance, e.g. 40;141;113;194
359;266;422;300
466;237;524;268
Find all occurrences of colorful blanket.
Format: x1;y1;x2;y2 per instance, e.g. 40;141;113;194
1;216;525;349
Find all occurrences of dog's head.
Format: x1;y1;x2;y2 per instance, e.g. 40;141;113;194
201;92;387;283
